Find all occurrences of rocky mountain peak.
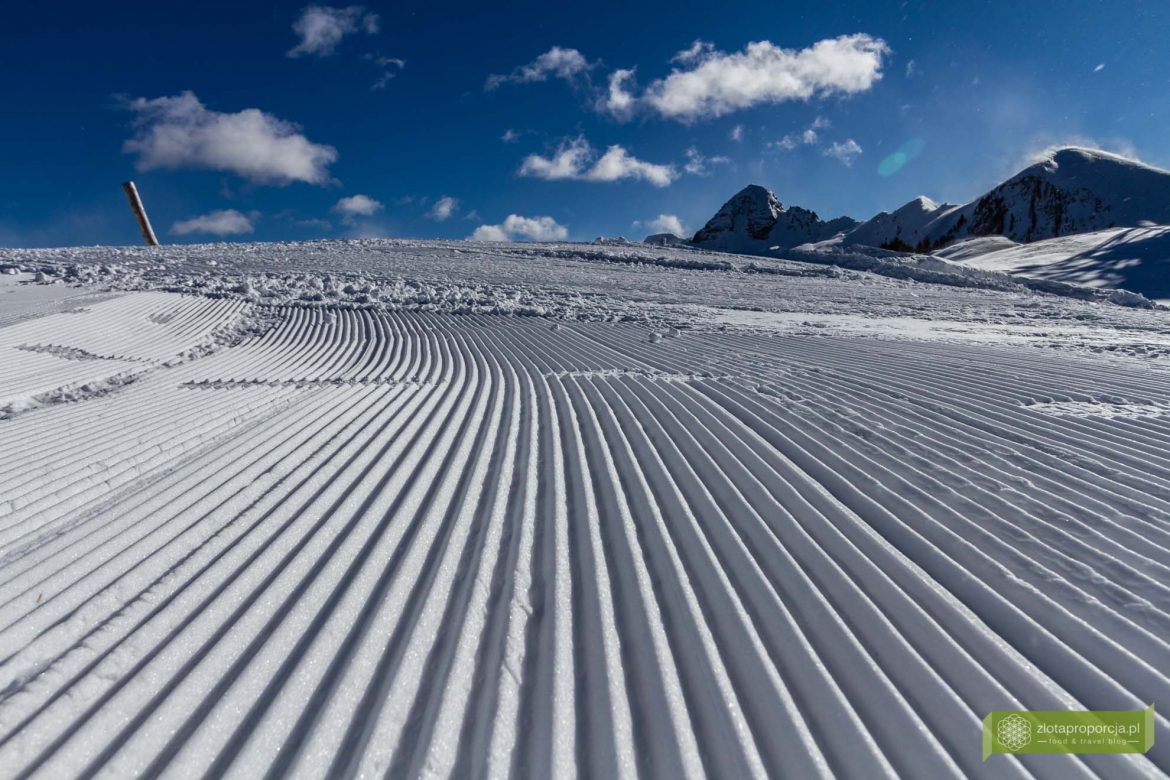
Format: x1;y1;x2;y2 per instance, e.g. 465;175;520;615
690;184;857;252
692;184;783;243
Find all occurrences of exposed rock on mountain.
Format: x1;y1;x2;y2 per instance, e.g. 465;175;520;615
845;147;1170;252
689;185;858;253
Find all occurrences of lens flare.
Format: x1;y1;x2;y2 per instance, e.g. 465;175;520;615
878;138;925;177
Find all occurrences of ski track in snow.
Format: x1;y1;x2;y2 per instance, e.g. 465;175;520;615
0;243;1169;778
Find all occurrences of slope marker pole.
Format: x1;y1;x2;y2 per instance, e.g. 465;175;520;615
121;181;160;246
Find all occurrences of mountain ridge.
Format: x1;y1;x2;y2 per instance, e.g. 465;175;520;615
680;147;1170;256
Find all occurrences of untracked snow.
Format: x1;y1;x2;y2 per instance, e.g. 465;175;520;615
942;226;1170;301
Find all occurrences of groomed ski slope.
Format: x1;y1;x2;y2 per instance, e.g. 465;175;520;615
1;240;1169;778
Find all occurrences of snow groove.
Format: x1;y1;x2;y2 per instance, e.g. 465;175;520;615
1;291;1167;778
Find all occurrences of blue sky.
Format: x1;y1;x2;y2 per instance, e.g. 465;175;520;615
1;0;1168;247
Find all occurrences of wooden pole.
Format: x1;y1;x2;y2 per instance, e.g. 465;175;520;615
121;181;160;246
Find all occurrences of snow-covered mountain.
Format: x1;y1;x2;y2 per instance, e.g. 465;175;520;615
845;147;1170;251
689;184;858;252
681;148;1170;259
840;195;960;252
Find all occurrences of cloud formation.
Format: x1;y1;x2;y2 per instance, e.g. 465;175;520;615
646;214;687;237
642;35;889;121
469;215;568;242
823;138;863;165
773;116;831;150
332;194;384;223
683;146;730;176
365;54;406;89
597;68;637;119
123;92;338;185
671;40;716;65
486;47;592;90
519;137;676;187
288;5;379;57
171;209;255;236
428;196;459;221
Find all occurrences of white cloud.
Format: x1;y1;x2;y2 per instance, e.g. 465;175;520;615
772;116;832;151
172;209;255;236
598;68;637;119
428;196;459;221
332;194;384;223
683;146;730;176
485;46;593;90
368;55;405;68
469;225;508;241
643;34;890;120
519;137;593;179
587;146;676;186
519;136;677;187
729;124;744;142
288;5;379;57
646;214;687;237
123;92;338;185
823;138;863;165
671;40;715;65
469;214;568;242
365;54;405;89
501;129;520;143
774;131;813;150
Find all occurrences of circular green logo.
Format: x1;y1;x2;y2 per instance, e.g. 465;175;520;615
997;714;1032;752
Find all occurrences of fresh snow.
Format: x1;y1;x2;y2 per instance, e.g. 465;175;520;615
943;226;1170;302
1;238;1169;778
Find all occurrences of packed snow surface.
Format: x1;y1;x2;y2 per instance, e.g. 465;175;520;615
1;239;1170;778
